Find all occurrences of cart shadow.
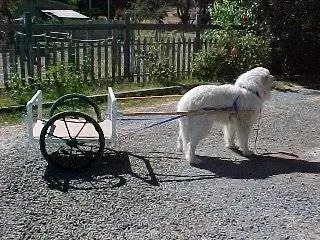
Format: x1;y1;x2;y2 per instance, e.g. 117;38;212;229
43;150;129;192
43;149;160;192
126;151;160;186
192;152;320;179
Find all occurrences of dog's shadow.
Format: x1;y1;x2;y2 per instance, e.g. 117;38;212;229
192;152;320;179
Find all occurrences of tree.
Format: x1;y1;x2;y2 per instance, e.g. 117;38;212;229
177;0;193;24
254;0;320;75
176;0;212;24
126;0;167;22
0;0;21;23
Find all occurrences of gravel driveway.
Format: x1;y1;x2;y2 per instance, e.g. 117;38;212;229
1;88;320;240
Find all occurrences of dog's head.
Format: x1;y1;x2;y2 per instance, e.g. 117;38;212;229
262;73;274;100
235;67;274;101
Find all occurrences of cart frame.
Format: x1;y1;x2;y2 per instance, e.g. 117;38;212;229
26;87;118;170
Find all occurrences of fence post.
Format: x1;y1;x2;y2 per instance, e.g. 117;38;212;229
123;13;132;81
1;31;9;89
194;18;203;53
23;12;34;81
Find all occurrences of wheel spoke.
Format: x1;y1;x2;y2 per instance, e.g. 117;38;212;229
46;132;69;142
74;120;88;139
62;117;72;139
68;150;75;169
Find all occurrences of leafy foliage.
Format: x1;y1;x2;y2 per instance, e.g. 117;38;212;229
193;32;271;82
126;0;167;22
210;0;252;26
8;62;93;104
192;0;271;82
137;43;175;86
8;73;33;104
0;0;21;22
37;64;85;97
254;0;320;75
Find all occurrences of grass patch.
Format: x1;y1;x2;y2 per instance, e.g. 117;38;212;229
0;91;17;108
117;95;181;111
0;110;25;125
0;82;184;126
0;82;172;108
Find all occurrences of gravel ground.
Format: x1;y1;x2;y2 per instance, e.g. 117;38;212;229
1;88;320;240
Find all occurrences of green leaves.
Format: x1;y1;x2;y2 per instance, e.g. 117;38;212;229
210;0;254;28
126;0;167;22
192;1;271;82
8;62;89;104
38;63;85;97
137;43;175;86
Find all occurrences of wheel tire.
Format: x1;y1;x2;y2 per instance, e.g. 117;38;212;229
40;111;105;171
49;93;102;122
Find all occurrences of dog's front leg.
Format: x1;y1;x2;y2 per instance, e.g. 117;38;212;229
185;142;196;163
236;116;254;156
177;127;184;152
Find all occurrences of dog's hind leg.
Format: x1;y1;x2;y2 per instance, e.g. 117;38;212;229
177;117;197;162
184;116;213;163
224;121;237;149
177;118;193;160
235;115;254;156
177;121;184;152
185;141;196;163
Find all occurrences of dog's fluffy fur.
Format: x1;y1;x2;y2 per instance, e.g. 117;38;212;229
177;67;274;163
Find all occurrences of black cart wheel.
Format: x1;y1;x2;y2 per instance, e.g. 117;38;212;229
49;93;102;122
40;111;105;170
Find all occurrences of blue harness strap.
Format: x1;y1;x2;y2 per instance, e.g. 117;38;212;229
201;95;240;113
139;115;183;130
119;115;183;137
232;95;240;113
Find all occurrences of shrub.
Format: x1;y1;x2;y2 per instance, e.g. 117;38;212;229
8;73;34;105
209;0;255;27
8;63;88;104
192;0;271;82
193;31;271;82
254;0;320;75
37;63;86;97
137;43;175;86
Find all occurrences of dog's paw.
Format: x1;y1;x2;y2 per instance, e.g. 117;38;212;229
242;149;253;156
185;153;197;163
189;156;201;165
226;143;239;150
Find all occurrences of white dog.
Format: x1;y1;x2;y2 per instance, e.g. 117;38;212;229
177;67;274;163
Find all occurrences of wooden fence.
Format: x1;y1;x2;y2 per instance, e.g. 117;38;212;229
0;14;218;88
